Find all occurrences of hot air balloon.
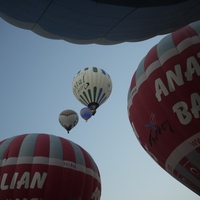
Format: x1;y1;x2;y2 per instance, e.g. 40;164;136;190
127;20;200;195
0;133;101;200
72;67;112;115
0;1;200;44
80;107;93;122
59;109;79;133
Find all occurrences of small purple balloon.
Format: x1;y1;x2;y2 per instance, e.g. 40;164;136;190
80;107;93;122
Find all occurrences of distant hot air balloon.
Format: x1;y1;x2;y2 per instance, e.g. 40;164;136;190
0;133;101;200
59;109;79;133
80;107;93;122
0;1;200;44
127;21;200;195
72;67;112;115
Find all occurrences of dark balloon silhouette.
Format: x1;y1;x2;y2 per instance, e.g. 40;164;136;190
0;133;101;200
0;0;200;44
128;21;200;195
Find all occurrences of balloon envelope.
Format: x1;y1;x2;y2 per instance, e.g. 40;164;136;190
127;21;200;195
59;109;79;133
0;133;101;200
80;107;93;121
0;0;200;44
72;67;112;113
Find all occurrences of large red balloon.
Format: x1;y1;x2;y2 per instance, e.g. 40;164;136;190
0;133;101;200
128;21;200;195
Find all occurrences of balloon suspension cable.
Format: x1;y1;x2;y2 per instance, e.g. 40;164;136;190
91;110;96;115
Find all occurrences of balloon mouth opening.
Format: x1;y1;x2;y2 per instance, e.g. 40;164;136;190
88;102;99;115
64;125;71;133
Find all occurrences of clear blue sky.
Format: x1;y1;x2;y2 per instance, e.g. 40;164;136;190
0;18;199;199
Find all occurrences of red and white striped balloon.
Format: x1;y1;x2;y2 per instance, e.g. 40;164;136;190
128;21;200;195
0;133;101;200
